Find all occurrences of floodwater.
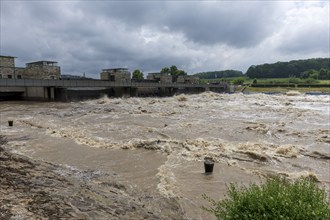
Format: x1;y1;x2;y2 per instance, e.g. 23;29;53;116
1;92;329;219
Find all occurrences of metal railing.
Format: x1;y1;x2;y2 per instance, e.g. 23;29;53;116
0;79;227;89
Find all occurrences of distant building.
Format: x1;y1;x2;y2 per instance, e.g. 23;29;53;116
0;55;61;79
147;72;172;83
24;61;61;79
177;75;200;84
60;74;93;80
100;68;131;82
0;55;16;79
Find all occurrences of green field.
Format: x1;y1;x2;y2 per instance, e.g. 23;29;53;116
202;77;330;85
201;77;330;93
244;86;330;93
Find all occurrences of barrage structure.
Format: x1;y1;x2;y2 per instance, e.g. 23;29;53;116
0;55;228;101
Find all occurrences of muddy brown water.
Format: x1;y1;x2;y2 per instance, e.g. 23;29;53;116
1;92;329;219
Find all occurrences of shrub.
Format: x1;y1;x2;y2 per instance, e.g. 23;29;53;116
203;177;330;219
288;77;301;84
304;77;318;84
232;78;245;85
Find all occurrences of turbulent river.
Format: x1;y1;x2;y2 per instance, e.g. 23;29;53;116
1;92;329;219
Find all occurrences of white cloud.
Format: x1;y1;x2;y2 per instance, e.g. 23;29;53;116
0;0;329;77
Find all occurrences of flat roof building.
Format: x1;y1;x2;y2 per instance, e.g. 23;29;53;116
24;60;61;79
100;68;131;82
147;72;172;83
0;55;61;79
26;61;58;68
0;55;16;79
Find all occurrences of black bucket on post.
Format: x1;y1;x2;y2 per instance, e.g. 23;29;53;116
204;157;214;174
8;120;13;127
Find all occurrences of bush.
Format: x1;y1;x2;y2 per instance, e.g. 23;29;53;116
232;78;245;85
203;177;330;219
288;77;301;84
303;77;318;84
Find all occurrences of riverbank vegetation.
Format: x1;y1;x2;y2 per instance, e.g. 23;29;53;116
203;177;330;219
195;58;330;92
246;58;329;79
244;86;330;93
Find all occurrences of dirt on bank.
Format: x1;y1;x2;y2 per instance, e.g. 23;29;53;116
0;136;184;220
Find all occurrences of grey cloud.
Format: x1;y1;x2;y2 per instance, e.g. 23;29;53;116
76;1;279;47
277;23;329;55
162;1;279;47
1;1;329;78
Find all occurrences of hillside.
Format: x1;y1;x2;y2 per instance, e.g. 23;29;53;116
246;58;329;79
194;70;243;79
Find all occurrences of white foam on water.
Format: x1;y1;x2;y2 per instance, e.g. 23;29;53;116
1;93;329;216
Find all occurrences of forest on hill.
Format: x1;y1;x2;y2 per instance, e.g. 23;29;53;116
194;58;329;80
194;70;243;79
246;58;329;79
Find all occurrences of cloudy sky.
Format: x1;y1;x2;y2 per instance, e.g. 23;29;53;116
1;0;329;78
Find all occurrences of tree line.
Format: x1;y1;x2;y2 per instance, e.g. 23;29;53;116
246;58;330;79
132;65;187;80
132;58;330;80
193;70;243;79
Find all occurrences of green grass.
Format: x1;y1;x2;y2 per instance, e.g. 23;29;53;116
319;80;330;85
201;77;330;85
245;86;330;93
203;177;330;220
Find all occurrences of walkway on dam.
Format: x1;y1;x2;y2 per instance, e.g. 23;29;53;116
0;79;228;101
0;79;226;89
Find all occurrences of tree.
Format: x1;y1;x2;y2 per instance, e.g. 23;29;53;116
194;70;243;79
170;65;178;75
245;58;330;79
160;67;170;75
319;68;330;80
160;65;187;82
232;77;245;85
174;69;187;76
300;69;319;79
132;69;144;80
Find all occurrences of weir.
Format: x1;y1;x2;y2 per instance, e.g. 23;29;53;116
0;79;228;101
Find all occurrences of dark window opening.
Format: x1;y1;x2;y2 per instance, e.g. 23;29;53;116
17;75;22;79
8;75;12;79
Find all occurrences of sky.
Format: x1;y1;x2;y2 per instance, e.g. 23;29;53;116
0;0;329;78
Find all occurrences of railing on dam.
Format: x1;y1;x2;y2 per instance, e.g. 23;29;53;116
0;79;227;89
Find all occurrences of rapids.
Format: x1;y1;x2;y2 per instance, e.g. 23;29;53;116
1;92;329;219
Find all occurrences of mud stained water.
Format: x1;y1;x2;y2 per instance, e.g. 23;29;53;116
1;92;330;219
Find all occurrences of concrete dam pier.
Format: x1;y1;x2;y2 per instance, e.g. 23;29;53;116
0;79;228;101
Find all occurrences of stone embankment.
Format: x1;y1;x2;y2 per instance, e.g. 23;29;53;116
0;136;183;219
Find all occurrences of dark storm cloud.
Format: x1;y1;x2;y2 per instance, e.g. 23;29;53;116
164;1;279;47
1;1;329;77
76;1;278;47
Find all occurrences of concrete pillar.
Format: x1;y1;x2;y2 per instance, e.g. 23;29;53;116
25;87;47;100
123;87;130;97
130;88;138;97
54;88;68;101
114;88;126;97
46;87;55;101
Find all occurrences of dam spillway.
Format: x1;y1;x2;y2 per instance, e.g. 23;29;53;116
0;79;228;101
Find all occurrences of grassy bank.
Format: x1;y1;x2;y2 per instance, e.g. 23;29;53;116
244;86;330;93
